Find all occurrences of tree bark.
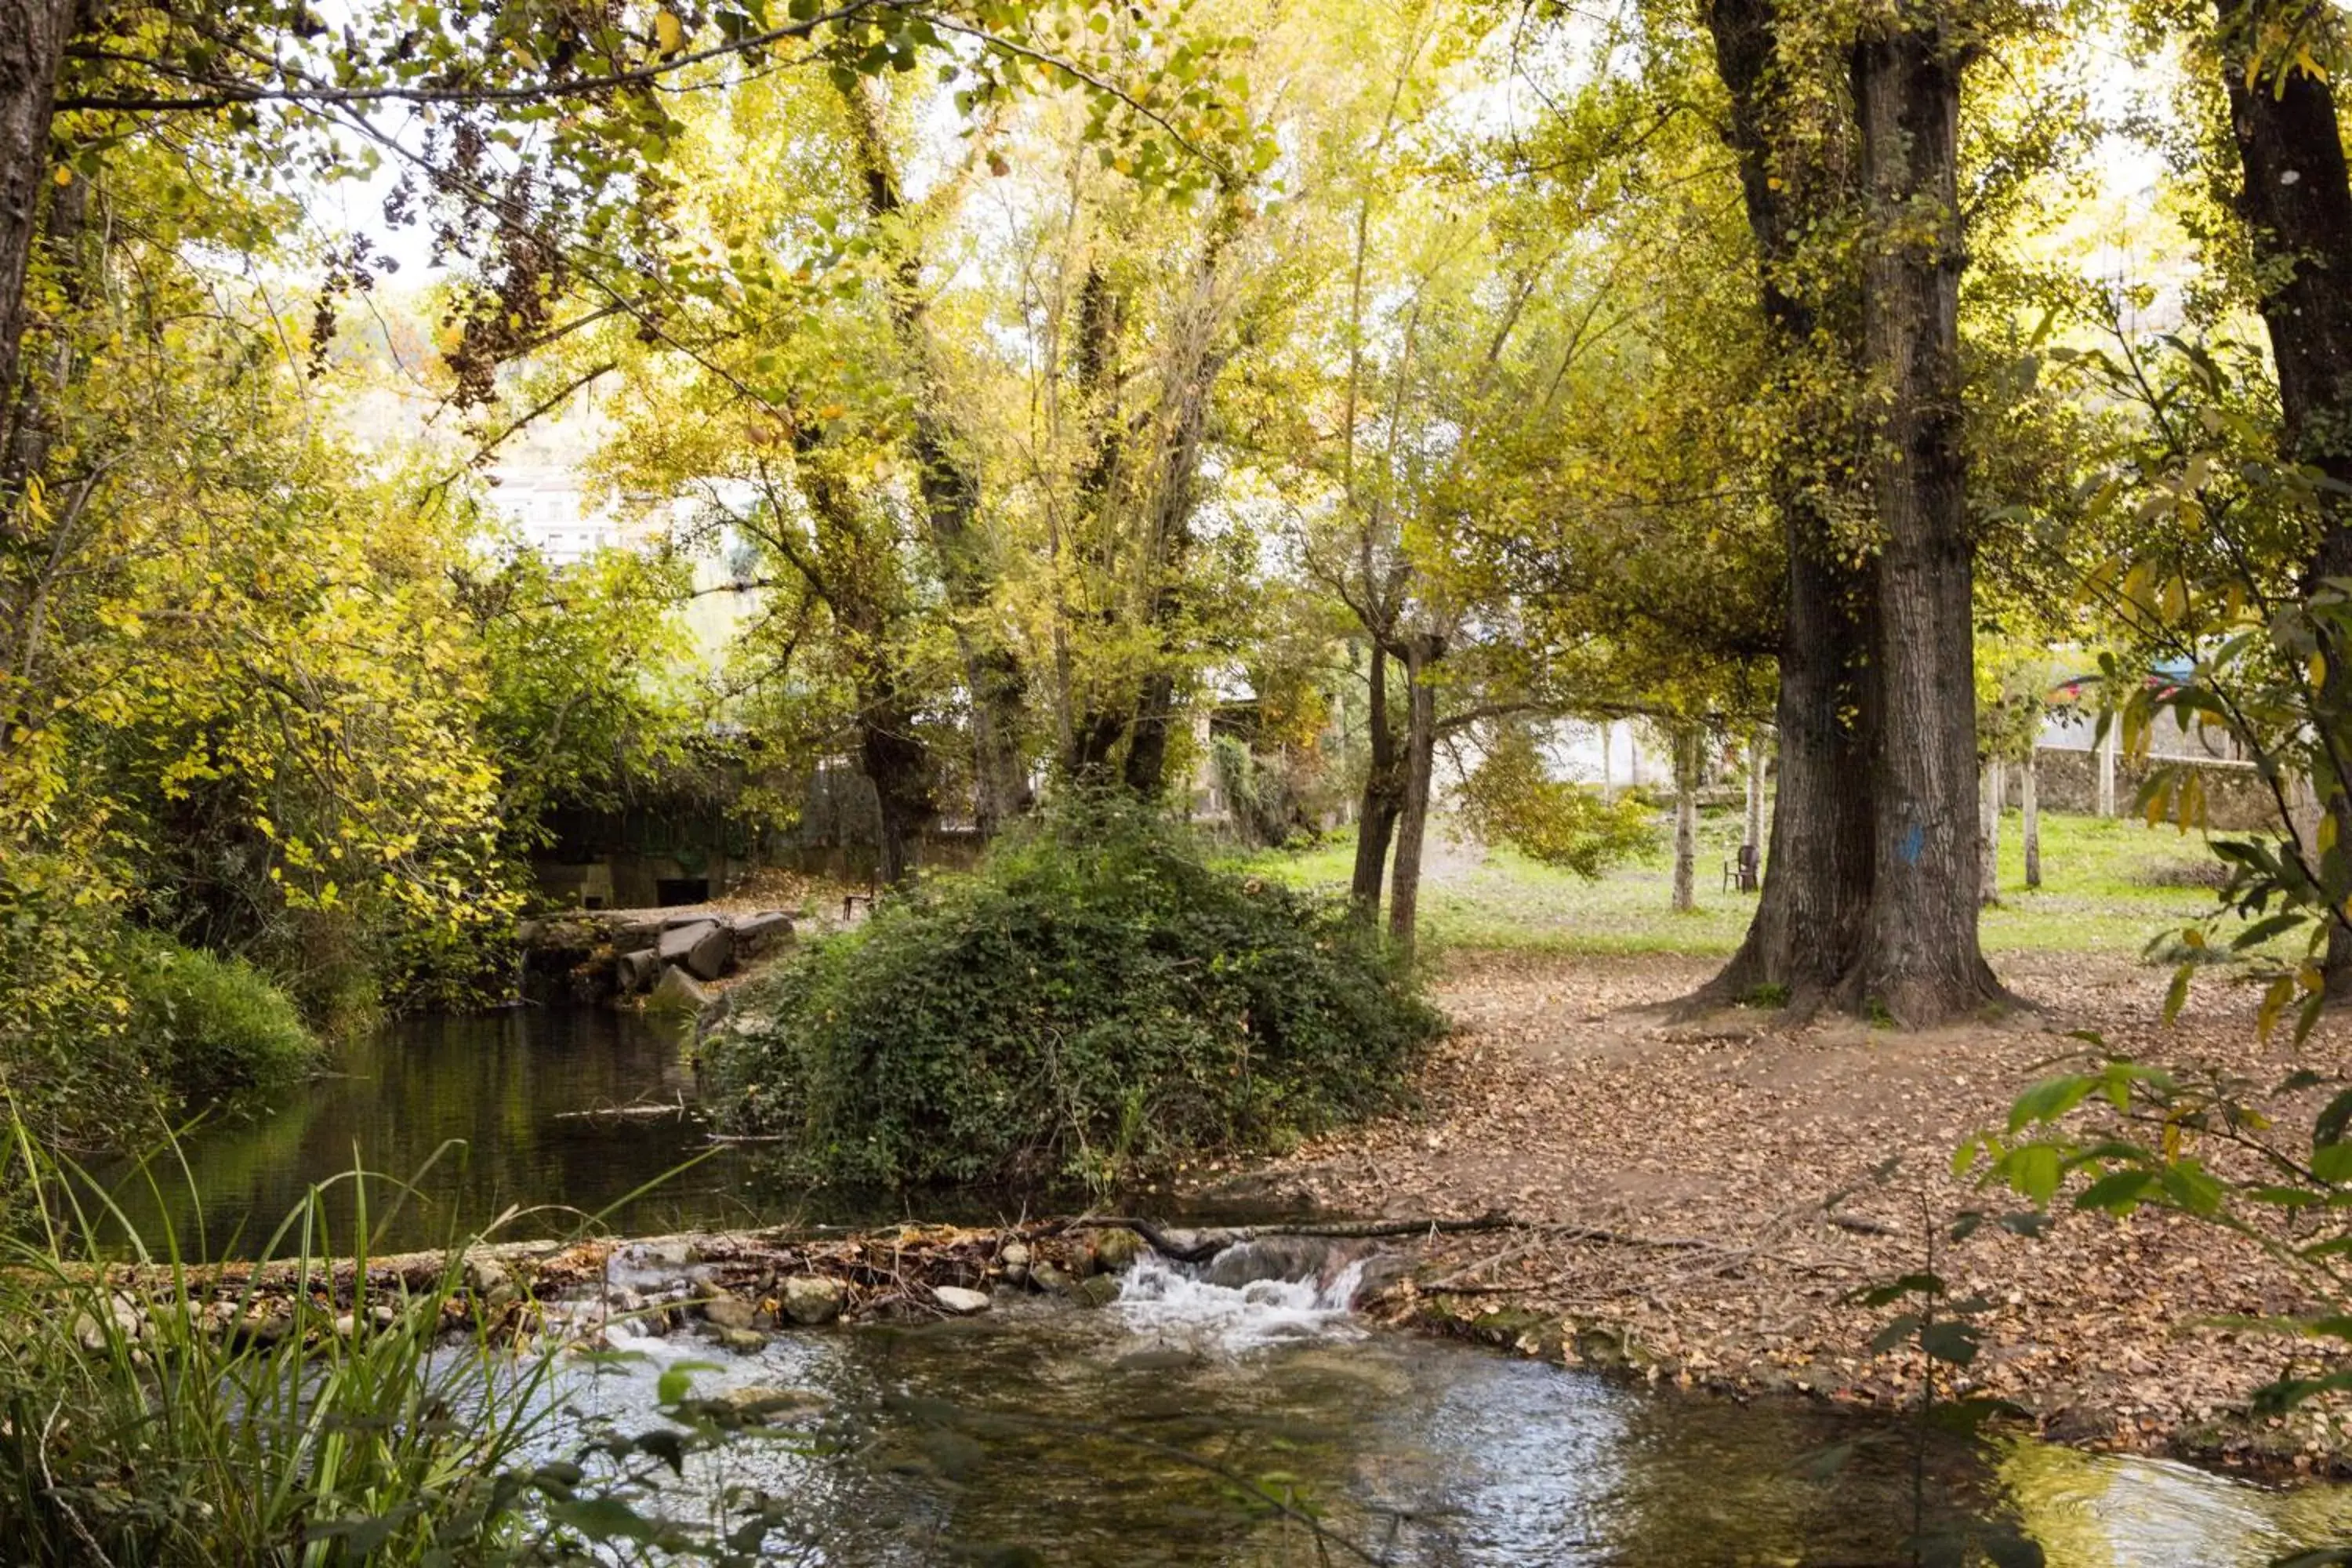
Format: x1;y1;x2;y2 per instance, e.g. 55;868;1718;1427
1387;635;1441;958
858;680;935;889
2022;748;2042;889
1350;643;1403;920
844;83;1032;834
0;0;72;485
1689;0;1880;1013
2212;2;2352;996
1841;17;2005;1024
1672;724;1700;913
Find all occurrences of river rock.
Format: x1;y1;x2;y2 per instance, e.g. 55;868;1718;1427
648;964;712;1014
933;1286;992;1316
998;1241;1031;1283
656;920;716;964
1029;1261;1071;1294
733;911;793;958
613;917;666;953
615;947;662;993
710;1385;829;1425
782;1274;846;1326
684;923;732;982
466;1256;520;1308
1068;1274;1122;1308
1091;1228;1146;1273
1203;1236;1356;1291
712;1327;769;1355
700;1294;760;1331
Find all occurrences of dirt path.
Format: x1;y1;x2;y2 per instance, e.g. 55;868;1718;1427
1213;949;2352;1470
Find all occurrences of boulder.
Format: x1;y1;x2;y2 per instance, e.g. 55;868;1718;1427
1067;1273;1122;1308
1028;1261;1071;1295
1091;1228;1146;1273
648;965;712;1014
998;1241;1031;1283
712;1327;769;1355
613;918;665;954
1203;1236;1356;1291
781;1274;846;1327
657;920;720;967
700;1294;760;1331
615;948;662;994
732;911;793;959
709;1385;830;1425
683;923;732;982
466;1256;519;1308
933;1286;992;1316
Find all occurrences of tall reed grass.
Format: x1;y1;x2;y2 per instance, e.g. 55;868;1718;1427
0;1123;679;1566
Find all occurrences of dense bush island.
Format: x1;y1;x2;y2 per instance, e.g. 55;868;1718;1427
706;804;1443;1186
124;935;320;1102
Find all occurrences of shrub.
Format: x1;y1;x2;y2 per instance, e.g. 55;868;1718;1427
706;801;1444;1187
123;934;319;1102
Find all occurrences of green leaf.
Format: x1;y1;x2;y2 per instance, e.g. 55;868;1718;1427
656;1359;723;1406
2008;1073;2093;1131
2074;1169;2156;1212
1919;1319;1982;1367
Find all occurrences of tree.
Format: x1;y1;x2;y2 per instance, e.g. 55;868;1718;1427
2206;0;2352;993
1686;0;1883;1012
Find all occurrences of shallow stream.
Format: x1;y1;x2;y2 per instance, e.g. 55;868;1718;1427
103;1007;2352;1564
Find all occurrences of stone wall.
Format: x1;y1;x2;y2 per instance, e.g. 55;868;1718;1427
2020;748;2279;832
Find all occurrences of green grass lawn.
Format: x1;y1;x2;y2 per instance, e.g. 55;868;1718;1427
1233;807;2233;959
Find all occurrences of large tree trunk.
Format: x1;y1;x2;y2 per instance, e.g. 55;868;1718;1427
1690;0;1879;1013
0;0;72;484
1697;510;1878;1008
1387;635;1441;958
858;684;935;889
1840;17;2005;1025
2214;2;2352;996
1350;643;1403;920
844;84;1032;834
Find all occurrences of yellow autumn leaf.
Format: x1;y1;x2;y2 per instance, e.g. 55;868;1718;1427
655;9;684;52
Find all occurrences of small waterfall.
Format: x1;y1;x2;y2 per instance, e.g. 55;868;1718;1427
1112;1246;1370;1353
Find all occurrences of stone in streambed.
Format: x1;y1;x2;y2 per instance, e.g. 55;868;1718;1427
709;1385;829;1424
732;911;793;959
998;1240;1031;1283
933;1286;992;1316
1090;1228;1146;1272
1028;1261;1071;1294
699;1294;760;1331
1068;1274;1122;1308
615;947;662;993
648;964;712;1014
712;1327;769;1355
782;1274;846;1326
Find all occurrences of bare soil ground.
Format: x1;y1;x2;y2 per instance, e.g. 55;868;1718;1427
1214;949;2352;1470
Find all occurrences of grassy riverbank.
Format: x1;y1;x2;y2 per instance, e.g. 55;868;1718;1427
1235;808;2226;959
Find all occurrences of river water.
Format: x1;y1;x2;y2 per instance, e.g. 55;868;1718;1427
104;1007;2352;1564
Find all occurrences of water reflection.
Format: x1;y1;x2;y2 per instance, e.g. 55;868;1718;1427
98;1007;793;1254
2001;1441;2352;1566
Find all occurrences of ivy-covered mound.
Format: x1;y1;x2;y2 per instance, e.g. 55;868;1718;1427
706;808;1443;1187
